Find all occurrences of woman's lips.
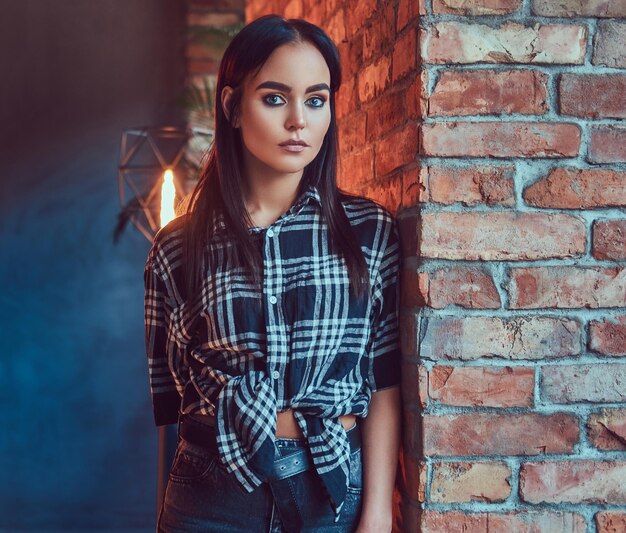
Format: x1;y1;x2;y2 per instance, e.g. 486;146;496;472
279;144;307;152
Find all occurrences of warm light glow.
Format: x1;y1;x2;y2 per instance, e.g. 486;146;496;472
159;169;176;228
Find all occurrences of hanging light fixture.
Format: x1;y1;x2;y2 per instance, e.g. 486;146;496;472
114;125;213;243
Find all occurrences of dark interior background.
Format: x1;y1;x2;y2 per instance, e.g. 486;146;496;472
0;1;186;530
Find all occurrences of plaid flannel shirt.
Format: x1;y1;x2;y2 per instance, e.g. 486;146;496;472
144;183;401;521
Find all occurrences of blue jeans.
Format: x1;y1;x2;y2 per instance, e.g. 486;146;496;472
157;422;363;532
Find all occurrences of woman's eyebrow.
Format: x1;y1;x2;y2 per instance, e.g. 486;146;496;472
255;81;330;93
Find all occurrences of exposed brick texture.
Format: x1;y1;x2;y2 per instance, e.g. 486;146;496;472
589;316;626;355
596;511;626;533
420;316;581;360
422;122;581;158
419;212;586;260
429;69;548;116
422;22;587;64
430;462;511;502
423;412;579;456
587;409;626;451
523;168;626;209
433;0;523;16
559;74;626;119
589;126;626;163
592;220;626;261
541;364;626;403
421;511;586;533
532;0;626;17
508;266;626;309
428;366;534;407
593;20;626;68
418;266;502;309
420;165;515;206
520;461;626;504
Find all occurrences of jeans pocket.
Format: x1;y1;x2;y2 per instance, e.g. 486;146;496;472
168;439;219;484
347;448;363;494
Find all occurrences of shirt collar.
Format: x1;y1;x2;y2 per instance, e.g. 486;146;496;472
211;182;321;237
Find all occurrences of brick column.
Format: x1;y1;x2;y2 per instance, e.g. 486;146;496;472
244;1;626;531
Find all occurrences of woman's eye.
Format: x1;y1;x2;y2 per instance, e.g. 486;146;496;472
263;94;285;106
307;96;326;108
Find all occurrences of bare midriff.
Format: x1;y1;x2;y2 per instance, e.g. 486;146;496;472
189;409;356;438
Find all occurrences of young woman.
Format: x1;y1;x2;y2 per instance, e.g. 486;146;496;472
144;14;402;533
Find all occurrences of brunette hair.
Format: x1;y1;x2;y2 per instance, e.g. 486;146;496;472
181;14;370;300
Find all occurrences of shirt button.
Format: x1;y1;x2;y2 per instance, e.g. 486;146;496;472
269;295;277;305
267;229;274;238
272;370;280;379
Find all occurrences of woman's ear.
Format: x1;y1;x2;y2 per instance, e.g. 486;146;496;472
221;86;239;127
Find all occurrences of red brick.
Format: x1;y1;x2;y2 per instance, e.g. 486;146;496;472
422;165;515;206
422;122;580;158
422;22;587;64
508;266;626;309
397;0;425;33
375;122;419;177
589;127;626;164
541;363;626;403
593;20;626;69
596;511;626;533
392;28;417;82
339;112;366;154
345;0;377;38
430;462;511;503
429;366;534;407
401;164;426;208
520;461;626;504
338;38;362;81
429;69;548;116
587;409;626;451
336;76;356;119
593;220;626;261
357;56;391;103
419;267;501;309
524;168;626;209
421;511;586;533
533;0;626;17
589;316;626;356
434;0;522;15
360;173;402;215
362;1;395;61
326;9;346;44
420;316;581;360
560;74;626;119
424;412;579;456
283;0;303;19
419;212;586;260
366;86;414;140
338;145;373;184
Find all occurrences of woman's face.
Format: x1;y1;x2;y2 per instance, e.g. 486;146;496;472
223;41;332;182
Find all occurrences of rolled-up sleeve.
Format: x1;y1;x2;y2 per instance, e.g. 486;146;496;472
367;216;402;393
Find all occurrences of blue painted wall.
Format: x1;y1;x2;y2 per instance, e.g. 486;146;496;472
0;2;186;530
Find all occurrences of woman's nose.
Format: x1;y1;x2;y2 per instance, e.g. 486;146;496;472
286;103;306;130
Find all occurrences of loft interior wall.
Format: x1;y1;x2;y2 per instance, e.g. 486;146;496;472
0;1;186;530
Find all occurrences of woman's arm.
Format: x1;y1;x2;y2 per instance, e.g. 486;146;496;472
356;385;402;533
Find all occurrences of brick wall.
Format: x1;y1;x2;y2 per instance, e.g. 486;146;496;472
245;1;626;531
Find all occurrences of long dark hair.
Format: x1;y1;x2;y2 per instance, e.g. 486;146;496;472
182;14;370;301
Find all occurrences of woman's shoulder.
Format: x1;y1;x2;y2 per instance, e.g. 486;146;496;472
146;213;190;272
338;190;397;234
